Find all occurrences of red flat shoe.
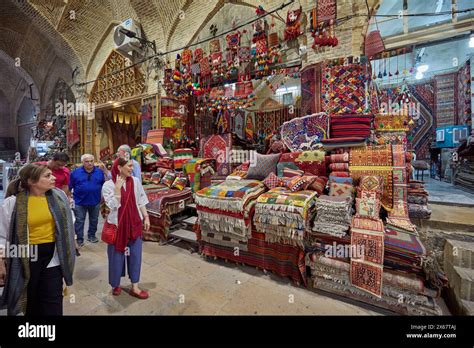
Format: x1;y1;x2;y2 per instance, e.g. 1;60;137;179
128;289;149;299
112;287;121;296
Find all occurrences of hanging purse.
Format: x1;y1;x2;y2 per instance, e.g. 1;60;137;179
101;183;132;244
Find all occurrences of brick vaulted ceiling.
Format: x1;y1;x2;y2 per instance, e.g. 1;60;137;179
1;0;383;100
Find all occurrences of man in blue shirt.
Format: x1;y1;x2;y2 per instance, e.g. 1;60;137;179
69;154;107;247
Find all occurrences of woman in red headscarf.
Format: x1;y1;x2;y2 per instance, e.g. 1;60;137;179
101;157;150;299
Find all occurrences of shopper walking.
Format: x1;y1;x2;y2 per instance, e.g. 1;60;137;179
117;144;142;180
69;154;107;247
0;163;75;316
102;158;150;299
35;152;71;196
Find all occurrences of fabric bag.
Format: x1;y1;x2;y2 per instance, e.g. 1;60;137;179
101;183;132;244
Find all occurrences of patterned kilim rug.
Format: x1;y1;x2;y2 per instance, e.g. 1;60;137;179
144;188;193;242
434;73;457;127
255;188;317;246
349;167;393;210
321;63;369;114
199;229;306;286
195;179;266;213
350;259;383;298
280;113;329;152
300;63;322;116
200;133;232;173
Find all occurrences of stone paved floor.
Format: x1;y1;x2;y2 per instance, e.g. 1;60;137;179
64;225;385;316
422;175;474;207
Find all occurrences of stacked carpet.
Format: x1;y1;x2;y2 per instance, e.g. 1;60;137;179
454;158;474;190
199;229;307;286
385;145;424;275
311;195;352;238
307;253;442;315
407;180;431;219
330;114;372;139
173;148;193;170
144;188;193;242
254;187;318;247
182;158;215;192
349;176;385;297
328;151;350;177
195;180;266;250
321;137;367;150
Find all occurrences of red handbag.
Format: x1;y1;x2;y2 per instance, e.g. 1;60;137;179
101;185;132;244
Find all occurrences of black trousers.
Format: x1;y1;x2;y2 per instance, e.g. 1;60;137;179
26;242;63;316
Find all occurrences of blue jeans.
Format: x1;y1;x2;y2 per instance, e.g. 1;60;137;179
74;204;100;243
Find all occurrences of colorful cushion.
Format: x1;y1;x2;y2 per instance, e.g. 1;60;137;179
282;168;304;177
246;153;281;181
151;172;162;185
285;176;308;192
236;161;250;171
263;172;282;189
329;182;353;198
356;197;381;218
294;150;327;176
301;175;317;190
330;171;350;177
229;170;248;178
308;176;328;195
171;176;188;190
161;171;177;187
217;162;232;177
359;176;383;193
329;176;353;185
360;190;378;201
277;162;300;176
173;148;193;170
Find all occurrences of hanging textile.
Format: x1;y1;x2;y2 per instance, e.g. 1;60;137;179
284;8;304;41
245;112;255;141
67;116;80;149
322;62;369;114
141;104;152;142
301;63;322;116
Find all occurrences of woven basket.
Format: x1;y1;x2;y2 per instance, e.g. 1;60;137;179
365;30;385;57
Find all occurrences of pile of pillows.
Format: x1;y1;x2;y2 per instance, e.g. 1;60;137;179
263;172;328;195
148;169;188;190
227;152;329;195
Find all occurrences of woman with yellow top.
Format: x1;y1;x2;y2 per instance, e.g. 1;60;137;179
0;163;75;316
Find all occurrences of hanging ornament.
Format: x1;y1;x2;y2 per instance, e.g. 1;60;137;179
388;56;393;77
377;60;382;79
383;58;387;77
403;52;408;75
395;52;399;76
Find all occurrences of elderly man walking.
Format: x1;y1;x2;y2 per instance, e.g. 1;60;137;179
117;144;141;180
69;154;107;247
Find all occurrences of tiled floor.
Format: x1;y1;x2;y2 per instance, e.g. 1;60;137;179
422;175;474;206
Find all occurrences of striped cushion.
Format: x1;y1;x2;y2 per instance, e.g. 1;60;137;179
282;168;304;177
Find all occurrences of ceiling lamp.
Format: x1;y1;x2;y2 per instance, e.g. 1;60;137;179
417;64;429;73
415;71;424;80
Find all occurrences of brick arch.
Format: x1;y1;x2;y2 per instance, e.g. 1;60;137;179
41;57;76;111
